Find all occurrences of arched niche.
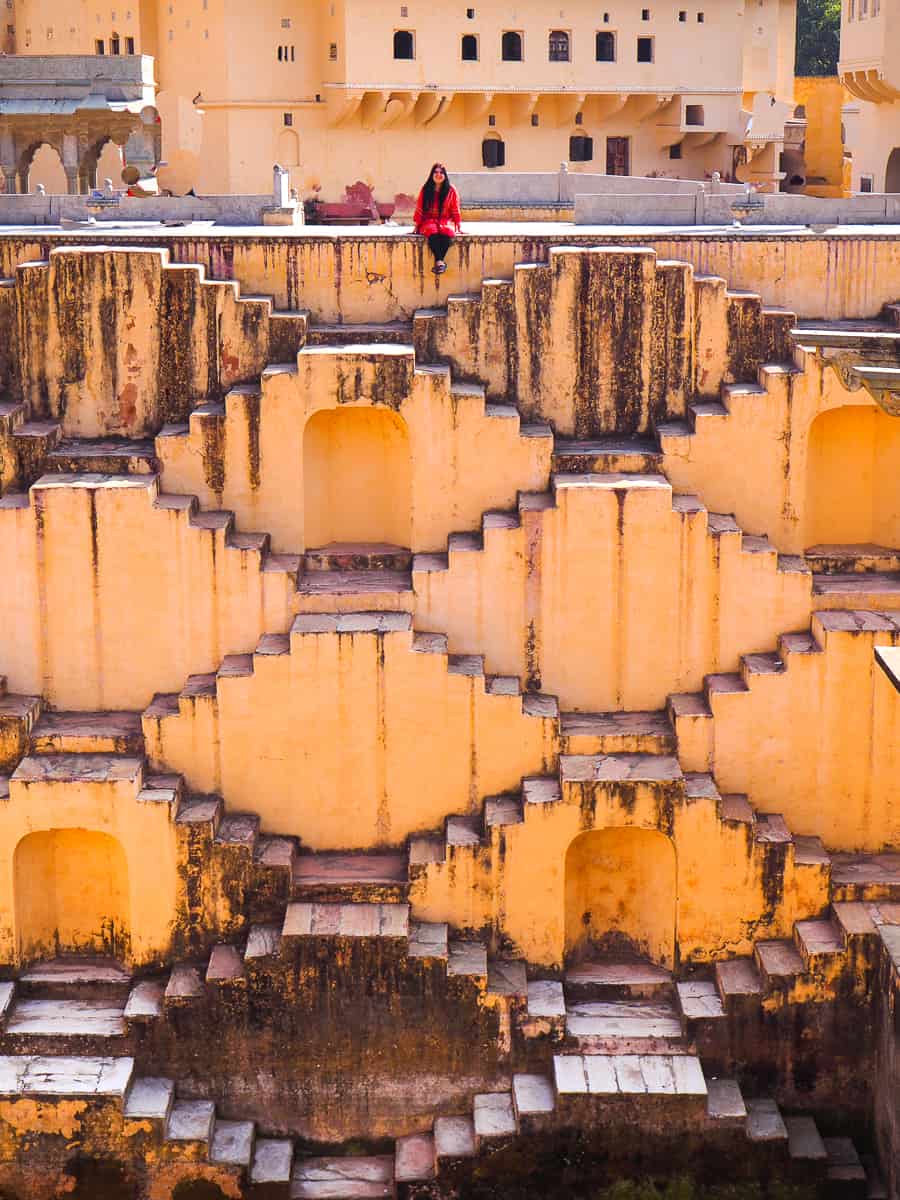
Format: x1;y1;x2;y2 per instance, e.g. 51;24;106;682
14;829;130;963
564;826;677;968
303;406;413;549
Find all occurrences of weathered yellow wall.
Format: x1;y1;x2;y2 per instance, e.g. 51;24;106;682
144;617;558;849
0;761;179;966
794;76;849;197
565;827;677;967
303;407;413;548
14;829;130;962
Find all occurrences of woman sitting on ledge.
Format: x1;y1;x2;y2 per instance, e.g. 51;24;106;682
414;162;461;275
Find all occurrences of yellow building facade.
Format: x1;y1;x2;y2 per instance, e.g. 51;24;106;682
6;0;798;199
840;0;900;190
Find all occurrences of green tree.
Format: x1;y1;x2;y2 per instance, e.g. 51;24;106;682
796;0;842;75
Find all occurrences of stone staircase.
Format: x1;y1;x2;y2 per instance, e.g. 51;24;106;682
0;1045;879;1199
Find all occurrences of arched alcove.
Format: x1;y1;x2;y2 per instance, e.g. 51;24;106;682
277;127;300;168
96;139;126;186
14;829;130;963
886;147;900;192
805;406;900;548
26;143;66;193
564;827;677;968
303;407;412;549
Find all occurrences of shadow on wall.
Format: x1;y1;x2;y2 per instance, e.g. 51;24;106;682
303;407;413;549
804;406;900;548
63;1157;136;1200
171;1180;230;1199
564;826;677;969
13;829;130;965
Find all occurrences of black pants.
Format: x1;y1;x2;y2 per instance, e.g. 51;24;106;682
427;233;453;261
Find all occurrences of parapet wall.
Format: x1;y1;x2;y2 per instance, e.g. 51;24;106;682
1;228;899;322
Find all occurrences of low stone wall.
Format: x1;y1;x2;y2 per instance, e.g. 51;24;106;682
575;188;900;225
0;193;274;226
451;168;744;204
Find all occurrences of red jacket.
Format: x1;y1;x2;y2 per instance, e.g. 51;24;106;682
414;184;461;237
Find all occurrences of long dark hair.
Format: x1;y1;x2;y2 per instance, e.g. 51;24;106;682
421;162;450;214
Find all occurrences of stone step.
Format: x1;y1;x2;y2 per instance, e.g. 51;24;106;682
18;957;131;1002
830;852;900;901
0;691;43;770
554;1052;706;1097
166;1098;216;1148
281;901;410;943
791;323;900;356
45;438;157;476
296;569;413;601
407;921;449;961
252;1138;296;1187
552;436;662;474
512;1073;556;1128
291;1154;395;1198
303;542;412;573
211;1118;255;1167
705;1078;747;1122
813;573;900;607
394;1133;435;1184
447;941;488;978
753;939;804;985
676;980;726;1024
10;753;143;788
305;321;413;346
824;1136;867;1196
292;851;409;902
123;1075;175;1123
784;1114;828;1161
0;1054;133;1098
29;711;144;756
565;999;684;1050
805;543;900;574
793;918;844;967
745;1097;788;1143
164;964;204;1006
124;981;164;1023
715;957;764;1004
434;1115;476;1165
4;998;126;1039
564;958;673;1002
559;710;675;756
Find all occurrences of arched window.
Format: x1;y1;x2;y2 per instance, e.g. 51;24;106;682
501;30;522;60
596;30;615;60
482;136;505;167
393;29;414;59
569;134;594;162
549;29;569;60
461;33;478;60
109;31;120;54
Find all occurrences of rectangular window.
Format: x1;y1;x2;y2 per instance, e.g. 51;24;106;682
281;17;291;27
602;10;609;19
531;112;539;126
678;9;686;18
284;112;293;126
329;41;337;58
466;6;475;15
669;143;682;159
641;7;650;17
636;35;653;60
606;135;630;175
697;10;704;19
95;37;104;52
860;175;873;192
569;134;593;161
461;32;478;59
125;35;134;52
596;30;615;60
685;103;704;125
